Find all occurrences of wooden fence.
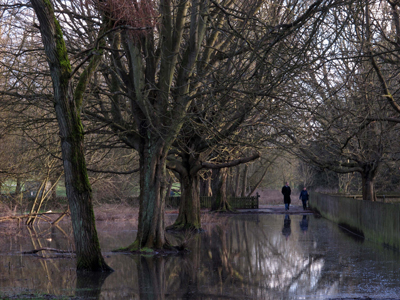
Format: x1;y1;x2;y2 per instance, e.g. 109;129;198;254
310;192;400;249
167;194;259;209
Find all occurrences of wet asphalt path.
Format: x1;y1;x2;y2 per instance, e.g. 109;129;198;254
237;204;314;215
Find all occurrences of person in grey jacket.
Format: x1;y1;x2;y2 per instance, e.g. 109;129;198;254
299;187;309;210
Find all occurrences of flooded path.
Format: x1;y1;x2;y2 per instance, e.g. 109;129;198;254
1;206;400;299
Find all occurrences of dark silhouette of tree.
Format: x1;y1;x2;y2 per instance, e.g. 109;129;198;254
28;0;112;271
278;1;400;200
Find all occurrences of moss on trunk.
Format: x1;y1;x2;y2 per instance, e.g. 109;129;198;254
30;0;112;272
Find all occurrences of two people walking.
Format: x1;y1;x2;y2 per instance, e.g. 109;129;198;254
281;182;309;211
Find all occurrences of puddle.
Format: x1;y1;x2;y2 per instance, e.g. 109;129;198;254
0;213;400;299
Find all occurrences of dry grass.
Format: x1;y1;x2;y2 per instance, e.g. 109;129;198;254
0;221;22;236
0;200;244;235
93;203;139;232
0;202;12;217
94;203;138;221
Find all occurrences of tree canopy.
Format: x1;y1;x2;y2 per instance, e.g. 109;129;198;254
1;0;400;271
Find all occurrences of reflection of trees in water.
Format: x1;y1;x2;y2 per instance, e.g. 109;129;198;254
137;216;329;298
92;216;396;299
4;215;397;299
0;223;77;297
166;234;201;299
121;228;248;299
136;256;166;300
194;215;327;297
76;271;110;299
122;217;400;299
6;224;110;299
137;216;326;298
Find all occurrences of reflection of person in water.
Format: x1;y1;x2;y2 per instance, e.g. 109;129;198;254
282;214;291;240
299;215;309;233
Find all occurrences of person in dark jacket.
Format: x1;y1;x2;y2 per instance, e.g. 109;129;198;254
281;182;291;211
299;187;309;210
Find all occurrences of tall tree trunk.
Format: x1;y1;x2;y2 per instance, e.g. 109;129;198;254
30;0;111;272
15;177;22;195
200;174;212;197
167;172;201;231
168;153;259;228
122;137;169;250
227;168;235;197
234;166;240;197
211;168;231;212
165;177;173;201
65;139;110;270
14;177;22;213
361;164;378;201
166;152;202;231
246;165;270;197
210;169;220;205
241;165;248;197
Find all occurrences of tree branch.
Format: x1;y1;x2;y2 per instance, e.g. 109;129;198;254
200;152;260;170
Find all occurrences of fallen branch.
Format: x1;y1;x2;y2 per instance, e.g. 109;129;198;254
51;207;70;225
22;247;75;254
0;212;69;223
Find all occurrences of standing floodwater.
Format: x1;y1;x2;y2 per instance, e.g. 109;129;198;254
1;213;400;299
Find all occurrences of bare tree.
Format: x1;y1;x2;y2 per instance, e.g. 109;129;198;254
27;0;112;271
1;0;351;254
271;0;400;201
86;0;346;232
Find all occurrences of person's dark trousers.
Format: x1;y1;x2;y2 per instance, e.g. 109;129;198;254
285;203;290;210
302;200;307;210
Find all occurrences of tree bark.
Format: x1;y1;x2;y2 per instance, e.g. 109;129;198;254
165;178;173;202
122;135;169;250
166;152;202;231
211;168;231;212
200;175;212;197
30;0;111;272
234;166;240;197
167;172;201;231
360;164;378;201
241;165;248;197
